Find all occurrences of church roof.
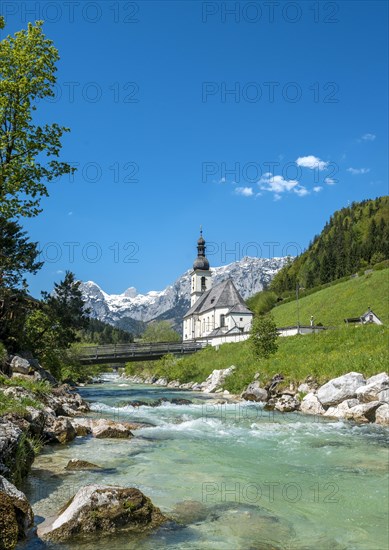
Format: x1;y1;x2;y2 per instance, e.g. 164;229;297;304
184;278;252;318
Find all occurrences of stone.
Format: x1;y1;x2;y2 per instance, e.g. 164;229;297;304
65;459;101;471
0;475;34;548
31;363;58;385
300;393;325;416
298;383;311;394
202;366;235;394
378;389;389;403
241;381;268;402
167;380;180;388
38;485;168;541
91;419;134;439
155;378;168;386
0;420;34;481
344;401;382;423
9;356;32;376
356;373;389;403
274;395;299;413
43;416;76;444
25;407;46;436
375;404;389;425
317;372;366;407
324;399;360;419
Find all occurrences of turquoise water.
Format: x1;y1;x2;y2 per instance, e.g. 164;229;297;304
22;374;389;549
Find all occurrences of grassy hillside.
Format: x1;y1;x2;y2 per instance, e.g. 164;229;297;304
270;195;389;293
133;324;388;394
271;268;389;327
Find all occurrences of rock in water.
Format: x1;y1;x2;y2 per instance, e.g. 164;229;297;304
241;381;268;402
300;393;325;415
38;485;168;541
375;403;389;425
355;372;389;403
65;459;102;471
317;372;366;407
0;475;34;549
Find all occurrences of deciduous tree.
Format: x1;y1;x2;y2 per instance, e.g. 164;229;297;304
0;17;75;218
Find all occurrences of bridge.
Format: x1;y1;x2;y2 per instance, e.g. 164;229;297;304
77;341;204;365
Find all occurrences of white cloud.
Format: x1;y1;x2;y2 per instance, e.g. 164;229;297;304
219;177;226;183
294;186;309;197
313;186;323;192
296;155;328;171
347;167;370;175
274;193;282;201
56;270;64;275
68;211;73;216
325;177;336;185
258;173;299;194
235;186;254;197
361;133;376;141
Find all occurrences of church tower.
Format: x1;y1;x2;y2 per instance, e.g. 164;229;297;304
190;229;212;306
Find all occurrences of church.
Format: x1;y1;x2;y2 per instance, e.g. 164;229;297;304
183;231;253;346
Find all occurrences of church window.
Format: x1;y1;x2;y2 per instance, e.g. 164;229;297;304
201;276;206;291
220;314;225;327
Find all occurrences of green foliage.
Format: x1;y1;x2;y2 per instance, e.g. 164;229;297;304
0;373;50;395
271;268;389;327
41;271;89;342
246;290;277;316
142;321;180;343
0;342;7;368
0;19;75;218
0;216;43;290
78;318;133;345
249;314;279;359
270;196;389;293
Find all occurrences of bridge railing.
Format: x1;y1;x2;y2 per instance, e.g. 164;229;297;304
77;341;204;360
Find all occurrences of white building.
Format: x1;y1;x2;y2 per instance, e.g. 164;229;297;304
183;231;253;346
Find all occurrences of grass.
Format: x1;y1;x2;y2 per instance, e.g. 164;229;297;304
0;374;51;395
139;324;388;395
270;268;389;327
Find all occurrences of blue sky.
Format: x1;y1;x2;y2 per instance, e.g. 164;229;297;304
1;1;388;296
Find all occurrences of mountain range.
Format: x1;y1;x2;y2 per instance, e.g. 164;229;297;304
80;256;290;334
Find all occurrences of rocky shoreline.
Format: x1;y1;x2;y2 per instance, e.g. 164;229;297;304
1;356;388;548
0;356;168;548
123;368;389;426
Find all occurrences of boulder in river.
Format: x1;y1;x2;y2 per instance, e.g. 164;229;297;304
344;401;382;423
355;372;389;403
38;485;168;541
317;372;366;407
241;381;268;402
375;403;389;425
65;459;102;471
324;398;360;419
300;393;325;416
0;475;34;549
43;415;76;444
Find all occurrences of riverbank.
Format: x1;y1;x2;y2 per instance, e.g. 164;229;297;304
25;374;389;549
121;366;389;426
1;355;388;548
0;356;169;548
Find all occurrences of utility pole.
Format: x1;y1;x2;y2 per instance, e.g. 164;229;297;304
296;281;300;334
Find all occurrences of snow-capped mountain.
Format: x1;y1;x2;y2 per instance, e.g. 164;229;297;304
80;256;290;333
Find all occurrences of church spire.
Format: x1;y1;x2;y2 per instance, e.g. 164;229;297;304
193;227;210;270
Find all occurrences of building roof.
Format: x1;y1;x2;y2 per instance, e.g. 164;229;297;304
344;308;383;325
184;278;252;318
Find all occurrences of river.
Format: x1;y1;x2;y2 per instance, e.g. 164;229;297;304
21;373;389;549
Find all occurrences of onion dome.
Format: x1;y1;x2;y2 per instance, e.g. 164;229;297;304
193;228;210;270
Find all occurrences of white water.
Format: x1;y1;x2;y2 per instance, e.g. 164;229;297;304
22;375;389;549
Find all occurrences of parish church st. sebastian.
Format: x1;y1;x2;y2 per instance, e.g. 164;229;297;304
183;231;253;346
